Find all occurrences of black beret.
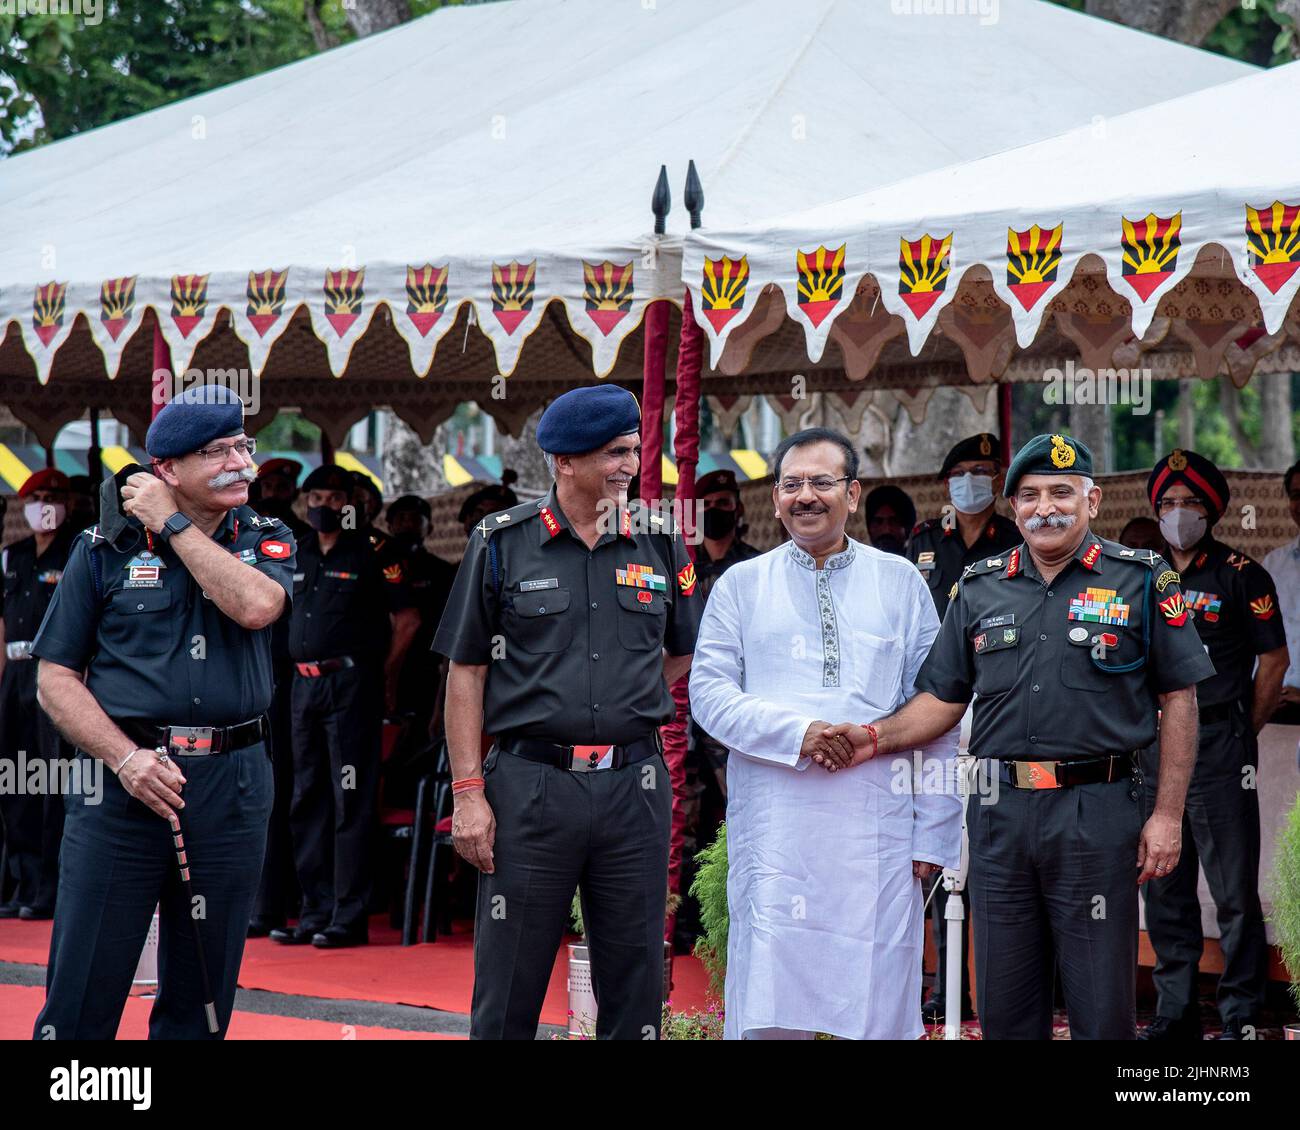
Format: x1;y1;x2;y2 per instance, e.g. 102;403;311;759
457;484;518;524
350;470;382;498
1148;449;1229;521
1003;433;1094;497
146;383;244;459
388;494;432;522
696;469;741;497
536;385;640;456
938;433;1000;479
302;464;354;494
864;484;916;531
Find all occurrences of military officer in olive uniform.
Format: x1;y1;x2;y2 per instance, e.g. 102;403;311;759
1140;450;1287;1041
0;469;76;919
818;433;1214;1039
435;384;701;1040
907;433;1018;1023
909;433;1019;620
31;385;295;1039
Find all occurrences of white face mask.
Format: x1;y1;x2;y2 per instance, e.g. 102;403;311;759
1159;507;1206;551
948;473;995;515
23;500;66;533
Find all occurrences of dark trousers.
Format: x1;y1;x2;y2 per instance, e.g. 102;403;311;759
289;665;379;933
35;744;272;1040
0;660;64;909
253;662;298;927
968;767;1142;1040
1141;716;1268;1023
471;746;672;1040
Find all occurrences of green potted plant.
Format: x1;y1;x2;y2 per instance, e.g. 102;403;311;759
1272;795;1300;1039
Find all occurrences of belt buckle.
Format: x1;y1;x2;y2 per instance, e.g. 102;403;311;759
570;745;614;772
169;726;214;755
1014;760;1059;789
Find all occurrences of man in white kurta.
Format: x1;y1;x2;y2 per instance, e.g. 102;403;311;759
690;527;961;1040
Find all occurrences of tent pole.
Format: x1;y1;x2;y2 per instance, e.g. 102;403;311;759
639;165;672;505
672;159;706;546
998;382;1013;465
87;407;103;489
152;319;172;423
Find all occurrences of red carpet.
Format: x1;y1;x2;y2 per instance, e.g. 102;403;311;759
0;984;454;1040
0;917;715;1032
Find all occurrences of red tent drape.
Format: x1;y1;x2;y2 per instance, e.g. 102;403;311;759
671;289;704;550
639;300;671;502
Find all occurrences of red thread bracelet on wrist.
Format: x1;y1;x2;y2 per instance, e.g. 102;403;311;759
865;724;879;759
452;777;486;795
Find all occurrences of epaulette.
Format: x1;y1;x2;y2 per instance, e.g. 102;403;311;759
632;500;676;536
912;517;941;538
1225;549;1258;574
1102;541;1162;569
473;498;543;541
241;508;281;530
964;555;1008;579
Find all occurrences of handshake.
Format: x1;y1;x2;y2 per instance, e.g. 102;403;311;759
800;720;880;772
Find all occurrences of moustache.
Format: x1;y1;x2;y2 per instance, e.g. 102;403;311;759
208;467;257;490
1023;512;1077;532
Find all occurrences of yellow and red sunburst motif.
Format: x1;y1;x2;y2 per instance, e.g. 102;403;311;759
32;282;68;347
246;269;288;338
796;244;846;327
99;276;137;342
1245;201;1300;295
1006;224;1063;311
170;274;210;338
406;264;449;337
583;260;633;336
898;233;952;319
324;268;366;337
700;255;749;333
492;261;536;335
1120;213;1181;302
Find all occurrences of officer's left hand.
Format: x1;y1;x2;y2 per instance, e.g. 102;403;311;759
912;861;940;879
1136;812;1182;884
121;472;178;534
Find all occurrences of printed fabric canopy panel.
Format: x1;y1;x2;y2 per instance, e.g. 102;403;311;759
681;59;1300;421
0;0;1252;447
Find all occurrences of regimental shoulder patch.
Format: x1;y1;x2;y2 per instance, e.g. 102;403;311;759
1159;592;1189;627
383;562;404;584
259;539;291;560
1250;594;1276;620
677;562;697;597
1155;569;1179;593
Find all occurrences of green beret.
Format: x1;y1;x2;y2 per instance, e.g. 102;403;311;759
1003;433;1094;497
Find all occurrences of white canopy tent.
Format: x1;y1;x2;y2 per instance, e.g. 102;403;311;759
682;59;1300;416
0;0;1252;446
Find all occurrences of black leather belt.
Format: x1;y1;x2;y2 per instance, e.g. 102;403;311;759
1198;701;1239;726
294;656;356;678
995;753;1134;790
500;734;661;772
123;717;267;756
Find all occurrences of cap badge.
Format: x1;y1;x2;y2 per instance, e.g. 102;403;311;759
1049;434;1076;469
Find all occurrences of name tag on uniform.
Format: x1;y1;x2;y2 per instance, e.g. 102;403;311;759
124;551;166;589
978;614;1015;630
916;551;935;572
519;578;558;592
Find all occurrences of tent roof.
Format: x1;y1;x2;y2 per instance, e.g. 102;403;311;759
0;0;1252;444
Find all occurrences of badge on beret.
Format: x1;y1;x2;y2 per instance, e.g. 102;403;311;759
1250;595;1275;620
677;562;697;597
1159;592;1189;627
1049;434;1076;469
259;539;291;560
1168;449;1188;471
979;435;992;456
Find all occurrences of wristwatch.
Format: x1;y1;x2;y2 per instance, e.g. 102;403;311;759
159;512;193;543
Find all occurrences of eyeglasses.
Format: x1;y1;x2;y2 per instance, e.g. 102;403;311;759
1156;497;1205;513
192;438;256;464
778;476;850;495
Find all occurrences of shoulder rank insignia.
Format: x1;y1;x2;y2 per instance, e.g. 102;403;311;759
1226;551;1249;573
1250;594;1276;620
84;525;105;545
961;563;977;580
1080;542;1102;570
986;558;1003;569
1005;547;1020;578
247;513;277;528
540;506;562;539
1159;592;1189;627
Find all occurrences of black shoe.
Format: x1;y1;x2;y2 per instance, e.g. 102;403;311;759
1218;1017;1255;1040
18;905;53;921
921;994;975;1024
311;925;369;949
269;925;319;945
247;918;284;939
1140;1013;1202;1041
0;902;24;920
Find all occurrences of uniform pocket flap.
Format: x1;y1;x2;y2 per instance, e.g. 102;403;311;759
112;587;172;614
615;586;667;614
512;589;570;618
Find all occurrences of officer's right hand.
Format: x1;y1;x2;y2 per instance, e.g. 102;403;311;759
117;749;187;820
452;790;496;873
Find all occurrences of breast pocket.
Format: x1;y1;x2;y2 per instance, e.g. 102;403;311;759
615;586;667;651
972;625;1019;696
510;589;574;654
852;631;905;711
1061;625;1130;693
107;587;175;656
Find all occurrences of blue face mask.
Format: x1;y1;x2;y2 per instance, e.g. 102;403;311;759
948;473;995;515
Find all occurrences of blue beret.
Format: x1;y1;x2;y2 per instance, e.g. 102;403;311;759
536;385;640;456
146;384;245;459
1003;433;1094;497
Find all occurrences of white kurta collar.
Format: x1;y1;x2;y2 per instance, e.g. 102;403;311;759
787;537;856;572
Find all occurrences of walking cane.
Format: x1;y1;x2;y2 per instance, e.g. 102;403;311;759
160;749;220;1034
